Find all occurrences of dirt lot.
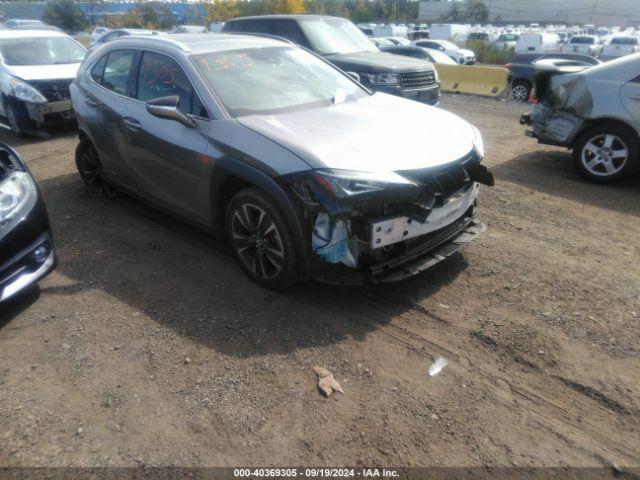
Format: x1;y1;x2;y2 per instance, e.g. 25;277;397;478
1;94;639;473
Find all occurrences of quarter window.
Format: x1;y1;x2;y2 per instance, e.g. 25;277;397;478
135;51;206;117
102;50;136;95
90;55;107;84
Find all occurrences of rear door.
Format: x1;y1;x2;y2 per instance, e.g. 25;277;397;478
122;50;211;225
82;49;140;189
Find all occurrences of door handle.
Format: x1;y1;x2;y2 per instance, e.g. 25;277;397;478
85;98;101;108
122;117;141;132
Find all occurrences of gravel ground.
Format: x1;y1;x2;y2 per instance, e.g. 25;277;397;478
0;94;639;473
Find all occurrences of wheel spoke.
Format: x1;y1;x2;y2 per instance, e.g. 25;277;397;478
611;148;628;159
234;208;252;232
603;161;616;175
584;142;599;156
603;135;615;149
585;158;601;170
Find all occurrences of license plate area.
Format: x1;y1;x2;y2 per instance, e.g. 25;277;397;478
370;185;477;249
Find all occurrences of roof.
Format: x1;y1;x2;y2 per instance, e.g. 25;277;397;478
0;30;68;39
111;32;289;54
226;14;344;22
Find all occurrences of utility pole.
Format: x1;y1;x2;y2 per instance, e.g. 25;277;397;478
590;0;598;24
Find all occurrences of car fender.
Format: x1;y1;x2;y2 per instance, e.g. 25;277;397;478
210;156;310;280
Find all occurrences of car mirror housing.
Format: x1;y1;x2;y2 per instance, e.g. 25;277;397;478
146;95;196;128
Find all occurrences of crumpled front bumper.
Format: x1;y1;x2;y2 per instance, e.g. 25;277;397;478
26;99;74;124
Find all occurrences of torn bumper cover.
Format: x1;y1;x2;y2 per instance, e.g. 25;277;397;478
26;99;74;124
520;68;592;147
285;150;494;283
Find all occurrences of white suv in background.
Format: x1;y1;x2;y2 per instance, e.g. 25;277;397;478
412;39;476;64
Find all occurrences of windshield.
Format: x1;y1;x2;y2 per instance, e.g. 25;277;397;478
193;46;367;117
298;18;378;55
611;36;638;45
498;34;519;41
570;36;596;44
0;37;86;65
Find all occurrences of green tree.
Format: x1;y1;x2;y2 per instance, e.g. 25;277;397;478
351;0;370;22
43;0;86;32
205;0;240;23
276;0;306;14
465;0;488;22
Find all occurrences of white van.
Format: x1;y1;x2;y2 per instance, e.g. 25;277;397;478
430;24;470;43
373;25;408;38
515;32;560;54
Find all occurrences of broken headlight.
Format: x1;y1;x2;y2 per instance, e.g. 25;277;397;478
10;79;47;104
311;169;417;199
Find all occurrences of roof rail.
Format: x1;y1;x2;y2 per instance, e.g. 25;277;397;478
224;31;294;45
111;33;191;52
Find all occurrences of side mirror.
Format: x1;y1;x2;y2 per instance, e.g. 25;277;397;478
346;71;360;82
146;95;196;128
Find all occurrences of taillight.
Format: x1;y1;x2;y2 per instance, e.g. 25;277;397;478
529;87;537;103
504;63;512;69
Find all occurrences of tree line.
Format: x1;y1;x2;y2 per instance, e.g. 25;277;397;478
39;0;488;32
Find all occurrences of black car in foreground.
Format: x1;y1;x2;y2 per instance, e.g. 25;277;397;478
506;52;601;102
222;15;441;106
0;143;56;302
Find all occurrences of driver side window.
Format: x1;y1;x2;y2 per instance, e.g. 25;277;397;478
135;51;207;117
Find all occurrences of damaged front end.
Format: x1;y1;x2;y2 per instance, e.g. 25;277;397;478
284;151;494;284
4;78;75;134
520;66;592;147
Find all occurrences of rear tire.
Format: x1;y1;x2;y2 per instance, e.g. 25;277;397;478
511;80;531;102
225;187;299;289
572;125;639;183
75;137;118;197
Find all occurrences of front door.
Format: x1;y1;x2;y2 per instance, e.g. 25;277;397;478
123;50;211;225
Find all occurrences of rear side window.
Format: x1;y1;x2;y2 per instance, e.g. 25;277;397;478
135;51;207;117
102;50;136;95
223;20;246;32
243;20;273;35
90;55;107;83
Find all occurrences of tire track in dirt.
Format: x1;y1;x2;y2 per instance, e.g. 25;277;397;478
346;299;640;464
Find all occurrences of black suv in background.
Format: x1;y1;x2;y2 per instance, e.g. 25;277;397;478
506;52;601;102
222;15;441;105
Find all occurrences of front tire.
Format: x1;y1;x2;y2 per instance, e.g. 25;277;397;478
572;125;639;183
225;187;299;288
75;137;118;196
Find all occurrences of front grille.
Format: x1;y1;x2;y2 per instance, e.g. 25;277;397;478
27;79;72;102
399;151;479;199
400;70;436;89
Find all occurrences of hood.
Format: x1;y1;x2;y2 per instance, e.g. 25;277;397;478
325;51;432;73
5;63;80;81
238;93;477;173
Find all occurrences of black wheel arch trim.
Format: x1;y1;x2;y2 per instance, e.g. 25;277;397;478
210;156;310;281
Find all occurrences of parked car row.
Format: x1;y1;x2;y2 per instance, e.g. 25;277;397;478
0;15;494;298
